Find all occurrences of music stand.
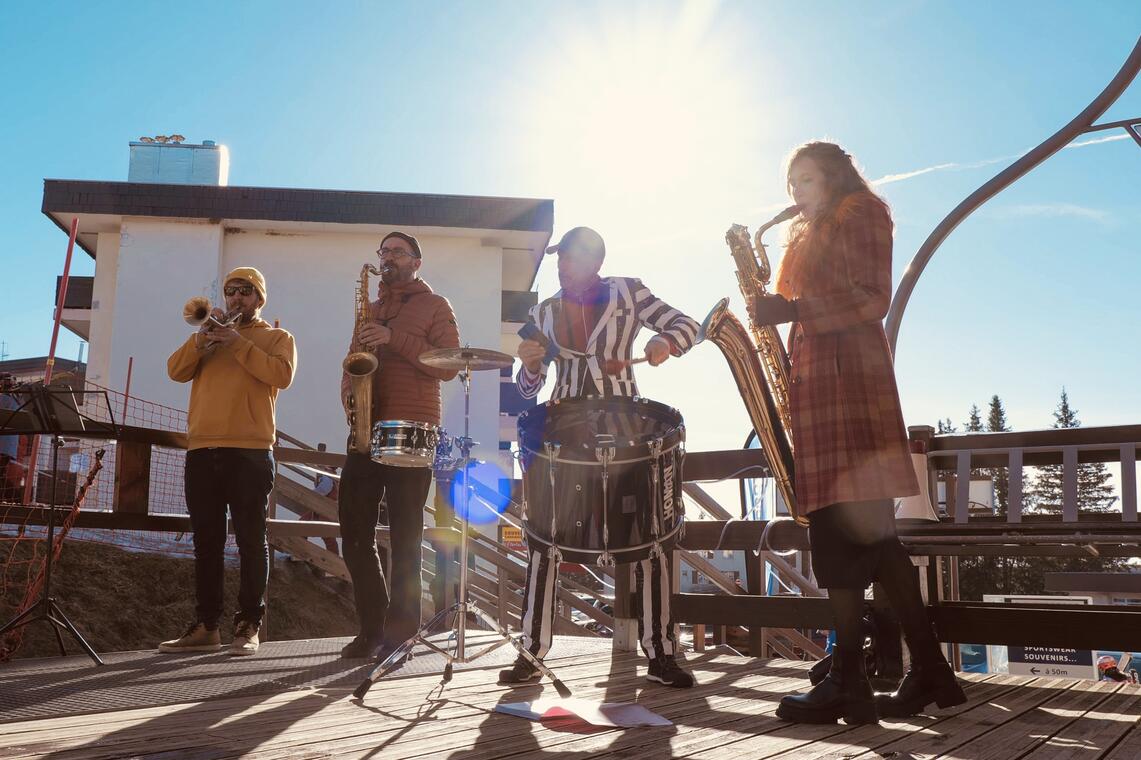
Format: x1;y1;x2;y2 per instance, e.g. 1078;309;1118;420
0;384;117;666
354;348;571;700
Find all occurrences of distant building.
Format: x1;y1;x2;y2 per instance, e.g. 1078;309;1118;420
40;138;553;481
0;357;86;385
679;549;746;593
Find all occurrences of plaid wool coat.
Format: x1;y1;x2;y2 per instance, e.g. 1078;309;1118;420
777;192;918;514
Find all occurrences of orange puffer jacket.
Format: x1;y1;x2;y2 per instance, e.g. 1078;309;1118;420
340;277;461;426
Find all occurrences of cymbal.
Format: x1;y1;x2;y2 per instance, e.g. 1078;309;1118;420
419;346;514;371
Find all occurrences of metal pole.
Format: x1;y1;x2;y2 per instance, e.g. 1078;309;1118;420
23;217;79;505
886;36;1141;353
455;367;472;660
121;356;133;424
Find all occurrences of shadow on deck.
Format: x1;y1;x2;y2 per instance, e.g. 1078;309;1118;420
1;633;1139;759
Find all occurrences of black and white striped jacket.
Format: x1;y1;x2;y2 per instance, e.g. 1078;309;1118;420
516;276;700;400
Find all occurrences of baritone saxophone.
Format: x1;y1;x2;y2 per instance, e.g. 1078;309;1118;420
699;206;803;524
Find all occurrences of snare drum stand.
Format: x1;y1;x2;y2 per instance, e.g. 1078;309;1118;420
354;364;571;699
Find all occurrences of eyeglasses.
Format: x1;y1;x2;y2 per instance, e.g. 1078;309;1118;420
224;285;256;297
376;247;414;259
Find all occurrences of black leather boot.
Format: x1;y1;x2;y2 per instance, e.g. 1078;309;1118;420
808;647;877;686
873;549;968;717
808;654;832;686
810;613;878;686
874;620;966;718
875;658;965;717
777;646;878;724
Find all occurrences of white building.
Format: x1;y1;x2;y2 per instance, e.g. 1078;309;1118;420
42;140;553;482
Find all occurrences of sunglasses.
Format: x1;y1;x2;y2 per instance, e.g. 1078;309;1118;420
224;285;256;297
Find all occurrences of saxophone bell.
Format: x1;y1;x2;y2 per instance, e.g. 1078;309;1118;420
696;297;731;344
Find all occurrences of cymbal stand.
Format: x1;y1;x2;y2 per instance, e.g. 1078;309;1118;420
354;363;571;699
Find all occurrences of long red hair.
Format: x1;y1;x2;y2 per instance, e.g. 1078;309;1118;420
775;142;889;298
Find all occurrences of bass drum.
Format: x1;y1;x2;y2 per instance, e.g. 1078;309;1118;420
518;396;685;565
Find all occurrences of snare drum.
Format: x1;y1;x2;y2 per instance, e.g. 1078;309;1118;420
370;420;442;467
517;396;685;565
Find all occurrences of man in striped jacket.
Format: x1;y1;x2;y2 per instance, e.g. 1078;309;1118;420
501;226;699;688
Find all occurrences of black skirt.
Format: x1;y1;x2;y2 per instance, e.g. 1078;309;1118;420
807;499;899;589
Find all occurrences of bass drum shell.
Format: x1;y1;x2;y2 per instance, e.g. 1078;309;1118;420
518;396;685;564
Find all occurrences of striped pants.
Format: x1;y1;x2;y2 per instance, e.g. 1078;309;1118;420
517;548;677;660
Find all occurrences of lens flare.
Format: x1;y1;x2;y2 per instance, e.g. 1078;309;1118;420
447;459;511;525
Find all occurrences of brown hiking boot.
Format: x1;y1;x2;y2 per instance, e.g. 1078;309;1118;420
158;622;222;653
228;619;261;656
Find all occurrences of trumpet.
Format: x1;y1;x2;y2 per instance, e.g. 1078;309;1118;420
183;296;240;330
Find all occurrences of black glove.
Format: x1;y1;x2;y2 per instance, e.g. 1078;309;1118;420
748;294;798;326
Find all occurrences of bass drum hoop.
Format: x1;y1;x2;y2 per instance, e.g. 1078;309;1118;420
521;519;684;565
517;396;685;465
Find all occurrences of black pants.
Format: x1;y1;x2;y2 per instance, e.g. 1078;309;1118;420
185;447;274;628
338;452;432;646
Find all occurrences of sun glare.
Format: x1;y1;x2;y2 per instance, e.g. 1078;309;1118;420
520;2;761;228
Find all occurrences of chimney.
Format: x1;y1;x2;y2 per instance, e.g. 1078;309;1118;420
128;136;230;185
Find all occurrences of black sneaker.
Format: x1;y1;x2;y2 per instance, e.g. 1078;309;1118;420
341;634;383;659
647;655;695;688
498;655;542;684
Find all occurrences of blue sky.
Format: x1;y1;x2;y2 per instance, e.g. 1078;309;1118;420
2;2;1139;462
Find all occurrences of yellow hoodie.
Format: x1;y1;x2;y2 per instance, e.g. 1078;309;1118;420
167;318;296;450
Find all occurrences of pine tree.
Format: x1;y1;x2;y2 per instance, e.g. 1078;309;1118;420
1029;389;1117;513
986;395;1011;516
936;418;957;434
956;402;1004;596
945;393;1124;602
960;404;987;483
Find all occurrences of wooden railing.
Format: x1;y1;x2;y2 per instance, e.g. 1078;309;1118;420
7;418;1141;670
916;423;1140;523
2;422;615;638
672;423;1141;674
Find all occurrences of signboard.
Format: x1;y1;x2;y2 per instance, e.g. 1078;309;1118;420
500;525;524;551
984;594;1098;680
1007;646;1096;679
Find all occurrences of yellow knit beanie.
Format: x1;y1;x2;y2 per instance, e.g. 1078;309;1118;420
224;267;267;306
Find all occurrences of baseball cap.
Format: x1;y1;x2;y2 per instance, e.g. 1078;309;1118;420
544;226;605;260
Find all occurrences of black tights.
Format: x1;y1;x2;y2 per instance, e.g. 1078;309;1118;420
827;538;935;654
814;500;938;661
828;588;865;650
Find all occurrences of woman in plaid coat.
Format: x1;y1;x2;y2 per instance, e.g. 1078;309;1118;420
749;142;963;724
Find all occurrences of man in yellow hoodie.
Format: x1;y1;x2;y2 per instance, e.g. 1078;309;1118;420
159;267;296;656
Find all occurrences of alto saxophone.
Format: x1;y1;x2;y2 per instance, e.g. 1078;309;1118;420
344;263;384;454
700;205;804;524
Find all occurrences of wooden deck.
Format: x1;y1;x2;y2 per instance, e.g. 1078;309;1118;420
2;634;1139;759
